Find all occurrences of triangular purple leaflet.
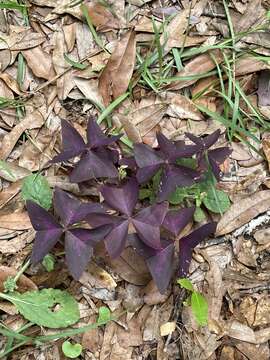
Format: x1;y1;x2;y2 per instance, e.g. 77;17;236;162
179;222;217;277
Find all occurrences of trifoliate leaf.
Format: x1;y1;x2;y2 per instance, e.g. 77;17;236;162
4;289;80;328
97;306;111;324
202;188;230;214
62;341;82;358
191;291;208;326
21;174;52;210
177;278;194;291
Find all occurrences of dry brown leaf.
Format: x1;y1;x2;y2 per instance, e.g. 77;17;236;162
163;92;203;120
235;55;270;76
23;47;55;80
0;79;16;126
52;30;75;100
216;191;270;235
0;211;31;230
0;28;45;51
130;98;168;138
79;262;117;290
82;314;101;352
167;50;223;90
160;9;189;53
99;30;136;106
19;128;57;171
0;266;37;293
106;247;151;286
0;107;44;160
0;73;23;95
114;113;142;143
234;0;265;33
87;2;120;31
0;230;34;254
262;136;270;171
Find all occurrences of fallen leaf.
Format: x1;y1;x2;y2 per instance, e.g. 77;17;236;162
0;107;44;160
0;230;35;254
99;30;136;106
235;55;270;77
52;29;75;100
0;266;37;293
160;321;176;336
262;135;270;171
163;92;203;120
167;50;223;90
0;28;45;50
0;79;16;126
87;2;120;31
23;46;56;80
0;211;32;230
216;191;270;235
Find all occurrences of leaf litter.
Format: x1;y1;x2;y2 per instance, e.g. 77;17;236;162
1;0;270;359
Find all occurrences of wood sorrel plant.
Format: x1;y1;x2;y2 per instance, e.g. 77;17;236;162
26;118;231;294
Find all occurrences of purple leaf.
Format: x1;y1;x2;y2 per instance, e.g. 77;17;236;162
65;230;94;280
87;118;121;148
157;132;175;157
53;187;104;226
100;178;138;216
132;202;168;249
65;225;112;279
26;200;62;231
163;207;195;236
186;130;220;150
69;150;118;183
179;222;216;277
87;213;123;228
146;243;174;294
31;229;63;264
157;165;200;202
104;220;129;258
136;165;161;184
51;119;85;163
134;143;164;168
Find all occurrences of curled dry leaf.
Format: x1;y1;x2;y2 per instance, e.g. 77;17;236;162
99;30;136;106
22;47;56;80
216;190;270;236
0;107;44;160
0;266;37;293
87;2;120;31
235;55;270;77
0;28;45;51
163;92;203;121
167;50;223;90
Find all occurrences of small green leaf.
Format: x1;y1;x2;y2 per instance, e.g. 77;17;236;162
177;278;194;291
169;187;189;205
191;291;208;326
194;206;206;222
42;254;55;272
21;173;52;209
202;188;230;214
176;158;197;169
139;189;152;200
97;306;111;324
1;289;80;328
62;341;82;358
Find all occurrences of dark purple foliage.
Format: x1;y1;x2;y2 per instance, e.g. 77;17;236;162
134;132;200;201
87;178;168;258
26;125;229;294
51;118;121;182
186;130;232;180
128;234;174;294
179;222;217;277
27;187;111;280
